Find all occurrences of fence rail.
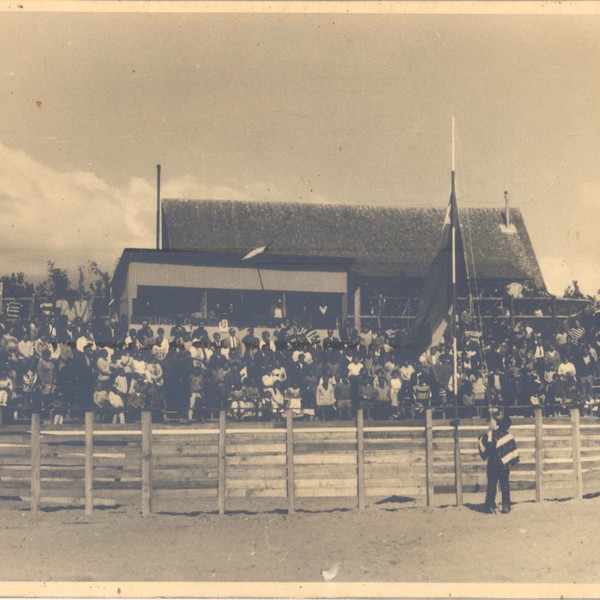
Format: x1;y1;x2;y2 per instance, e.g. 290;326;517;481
1;408;600;515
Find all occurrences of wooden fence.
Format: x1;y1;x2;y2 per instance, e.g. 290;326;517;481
1;408;600;515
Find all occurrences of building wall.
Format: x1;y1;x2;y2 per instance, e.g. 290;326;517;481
125;262;347;295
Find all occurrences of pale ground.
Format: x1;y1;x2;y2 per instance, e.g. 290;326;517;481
0;491;598;583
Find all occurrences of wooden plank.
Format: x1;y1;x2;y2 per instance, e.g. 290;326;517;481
218;410;226;516
296;488;357;498
30;413;41;513
294;432;356;442
19;496;120;507
225;433;286;444
0;447;34;456
225;455;286;467
155;455;218;468
152;468;217;481
152;434;219;444
286;409;295;514
365;477;427;487
293;454;357;465
94;481;143;490
294;443;357;454
141;410;153;516
293;465;357;479
153;479;218;490
364;469;427;483
0;456;32;466
225;479;286;490
152;488;218;500
425;408;433;508
453;420;463;507
295;478;357;489
84;411;94;517
571;408;583;501
226;444;286;455
366;486;425;497
226;488;286;498
357;408;365;510
363;441;426;452
152;444;219;456
364;453;424;465
0;479;30;489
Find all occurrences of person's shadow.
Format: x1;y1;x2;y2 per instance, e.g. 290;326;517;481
464;502;491;514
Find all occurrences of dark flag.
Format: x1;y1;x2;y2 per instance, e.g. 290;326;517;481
397;172;467;358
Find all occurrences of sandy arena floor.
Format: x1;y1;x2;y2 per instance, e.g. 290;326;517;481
0;492;598;584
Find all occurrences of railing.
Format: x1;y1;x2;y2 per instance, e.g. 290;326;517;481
1;407;599;515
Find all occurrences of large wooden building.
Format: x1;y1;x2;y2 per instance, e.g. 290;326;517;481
111;199;547;327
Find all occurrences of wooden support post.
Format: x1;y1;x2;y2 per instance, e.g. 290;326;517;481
510;296;515;329
286;409;295;514
535;406;543;502
141;410;153;516
353;286;361;331
357;408;365;510
425;408;434;508
218;410;226;516
453;419;463;506
30;412;41;514
571;407;583;500
84;410;94;517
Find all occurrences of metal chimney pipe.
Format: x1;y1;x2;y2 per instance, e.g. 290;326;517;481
156;164;161;250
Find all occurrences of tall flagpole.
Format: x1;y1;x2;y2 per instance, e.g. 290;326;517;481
451;116;463;506
451;117;458;419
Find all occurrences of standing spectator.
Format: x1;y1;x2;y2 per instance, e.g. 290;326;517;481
569;319;586;346
478;415;519;514
242;327;260;358
316;374;336;420
334;375;353;420
578;345;597;402
37;349;56;411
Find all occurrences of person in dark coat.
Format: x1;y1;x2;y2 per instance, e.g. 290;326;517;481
479;414;519;514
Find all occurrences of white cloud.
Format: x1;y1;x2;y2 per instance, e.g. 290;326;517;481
0;142;298;283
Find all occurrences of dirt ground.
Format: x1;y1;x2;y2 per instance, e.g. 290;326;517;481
0;492;598;584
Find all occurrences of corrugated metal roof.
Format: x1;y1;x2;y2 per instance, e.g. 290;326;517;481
161;199;546;289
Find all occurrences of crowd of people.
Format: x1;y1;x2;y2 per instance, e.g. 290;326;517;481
0;301;598;424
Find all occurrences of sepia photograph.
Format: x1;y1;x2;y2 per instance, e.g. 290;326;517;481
0;2;599;597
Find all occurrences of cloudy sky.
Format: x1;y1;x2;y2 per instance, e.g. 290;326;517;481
0;7;598;294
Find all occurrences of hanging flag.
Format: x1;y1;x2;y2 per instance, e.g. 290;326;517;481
242;240;274;261
397;172;467;357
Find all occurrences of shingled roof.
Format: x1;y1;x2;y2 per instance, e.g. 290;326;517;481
161;199;546;289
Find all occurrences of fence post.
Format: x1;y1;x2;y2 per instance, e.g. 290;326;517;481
571;407;583;500
30;412;41;514
453;419;463;506
425;408;434;508
218;410;226;515
141;409;153;516
84;410;94;517
534;406;543;502
357;407;365;510
286;409;295;514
